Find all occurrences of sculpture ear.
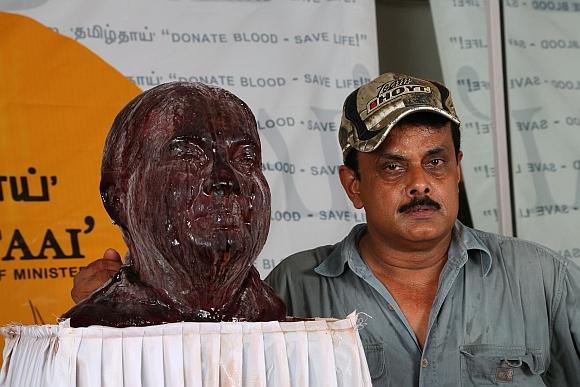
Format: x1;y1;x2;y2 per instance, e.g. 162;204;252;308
100;174;128;229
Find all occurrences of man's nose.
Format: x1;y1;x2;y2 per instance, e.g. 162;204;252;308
202;154;240;196
407;166;431;196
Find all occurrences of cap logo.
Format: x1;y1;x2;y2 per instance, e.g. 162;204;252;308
366;78;431;115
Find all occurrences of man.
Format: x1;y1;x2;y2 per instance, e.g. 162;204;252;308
71;73;580;386
64;82;285;327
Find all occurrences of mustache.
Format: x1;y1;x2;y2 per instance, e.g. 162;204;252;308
398;196;441;213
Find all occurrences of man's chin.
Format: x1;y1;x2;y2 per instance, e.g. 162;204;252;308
400;221;452;244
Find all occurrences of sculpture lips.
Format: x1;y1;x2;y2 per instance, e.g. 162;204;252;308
211;211;240;229
193;198;249;230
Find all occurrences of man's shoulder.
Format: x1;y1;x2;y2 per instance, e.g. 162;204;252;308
267;243;337;279
463;225;567;267
263;241;348;318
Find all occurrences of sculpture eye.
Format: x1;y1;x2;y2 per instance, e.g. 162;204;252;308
232;144;258;172
167;138;209;166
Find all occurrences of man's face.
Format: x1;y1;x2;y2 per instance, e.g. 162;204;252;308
342;121;462;248
125;90;270;273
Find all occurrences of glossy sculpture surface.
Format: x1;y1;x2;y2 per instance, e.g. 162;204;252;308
63;82;286;327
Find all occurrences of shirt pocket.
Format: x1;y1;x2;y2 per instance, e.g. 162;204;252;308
363;342;387;382
460;344;545;386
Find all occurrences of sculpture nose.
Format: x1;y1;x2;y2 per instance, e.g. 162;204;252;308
202;153;240;196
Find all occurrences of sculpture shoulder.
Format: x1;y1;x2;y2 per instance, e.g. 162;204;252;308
236;267;286;321
62;267;180;327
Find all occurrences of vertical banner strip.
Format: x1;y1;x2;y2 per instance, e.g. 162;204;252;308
431;1;580;263
485;0;514;237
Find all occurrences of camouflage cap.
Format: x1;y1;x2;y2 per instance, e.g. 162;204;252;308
339;72;460;161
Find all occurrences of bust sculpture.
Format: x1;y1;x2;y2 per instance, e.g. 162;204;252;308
62;82;286;327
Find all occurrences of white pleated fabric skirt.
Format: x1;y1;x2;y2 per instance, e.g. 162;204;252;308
1;313;371;387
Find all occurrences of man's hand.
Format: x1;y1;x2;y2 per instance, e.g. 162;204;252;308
71;248;122;303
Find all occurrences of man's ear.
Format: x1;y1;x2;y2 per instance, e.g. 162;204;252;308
456;150;463;183
339;165;364;209
100;176;128;229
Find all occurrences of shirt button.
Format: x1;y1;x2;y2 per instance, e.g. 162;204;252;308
387;303;394;311
421;358;429;368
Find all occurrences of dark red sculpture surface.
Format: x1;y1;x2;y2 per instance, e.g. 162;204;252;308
62;82;286;327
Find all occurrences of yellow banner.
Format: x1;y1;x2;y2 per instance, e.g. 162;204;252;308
0;12;140;326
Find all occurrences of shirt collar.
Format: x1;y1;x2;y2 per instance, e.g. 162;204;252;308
314;221;493;278
448;221;493;277
314;223;366;278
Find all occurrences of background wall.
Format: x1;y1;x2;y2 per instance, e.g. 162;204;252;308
376;0;443;81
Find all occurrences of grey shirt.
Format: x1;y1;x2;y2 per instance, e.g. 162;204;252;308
265;221;580;386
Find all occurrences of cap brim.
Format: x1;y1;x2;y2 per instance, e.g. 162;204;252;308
352;106;461;154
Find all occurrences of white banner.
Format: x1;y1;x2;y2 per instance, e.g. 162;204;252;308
431;0;580;264
2;0;379;279
430;0;498;234
1;315;372;387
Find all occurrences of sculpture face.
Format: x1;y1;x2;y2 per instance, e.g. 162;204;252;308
103;84;270;277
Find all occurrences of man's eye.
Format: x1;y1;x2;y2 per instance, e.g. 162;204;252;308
428;159;445;167
383;163;402;171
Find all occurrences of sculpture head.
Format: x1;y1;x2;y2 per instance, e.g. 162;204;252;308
100;82;270;283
